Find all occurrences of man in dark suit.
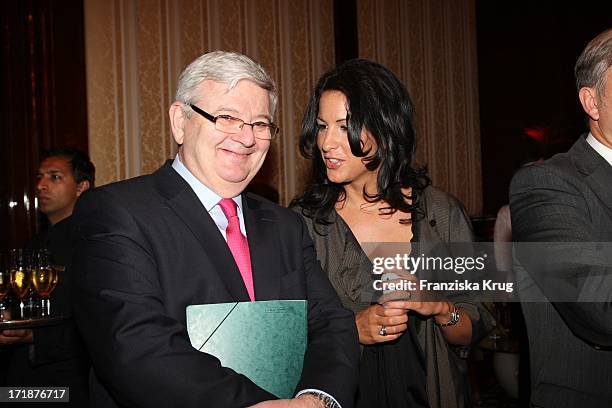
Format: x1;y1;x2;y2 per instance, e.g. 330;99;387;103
71;51;359;408
510;28;612;407
1;148;95;406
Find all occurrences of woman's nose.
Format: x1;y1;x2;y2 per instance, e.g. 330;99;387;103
320;131;340;152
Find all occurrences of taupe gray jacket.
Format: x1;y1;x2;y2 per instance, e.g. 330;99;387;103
295;186;494;408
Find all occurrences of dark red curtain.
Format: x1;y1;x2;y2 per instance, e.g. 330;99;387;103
1;0;88;250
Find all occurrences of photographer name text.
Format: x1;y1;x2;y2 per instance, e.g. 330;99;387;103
374;278;514;293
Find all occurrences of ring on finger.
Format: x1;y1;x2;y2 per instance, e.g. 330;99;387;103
379;325;387;336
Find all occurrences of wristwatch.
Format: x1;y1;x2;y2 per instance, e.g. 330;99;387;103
435;305;460;327
299;391;340;408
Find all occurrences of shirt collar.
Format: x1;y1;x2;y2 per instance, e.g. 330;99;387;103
171;154;243;213
586;132;612;167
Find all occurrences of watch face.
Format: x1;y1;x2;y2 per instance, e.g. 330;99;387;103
321;396;337;408
302;393;337;408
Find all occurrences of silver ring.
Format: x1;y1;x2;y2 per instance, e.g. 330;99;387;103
379;325;387;336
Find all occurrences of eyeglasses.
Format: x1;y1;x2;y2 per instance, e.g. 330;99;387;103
187;104;279;140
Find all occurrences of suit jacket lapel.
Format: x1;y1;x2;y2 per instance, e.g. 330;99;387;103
154;162;250;301
243;194;281;300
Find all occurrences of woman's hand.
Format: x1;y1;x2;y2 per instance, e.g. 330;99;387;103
355;303;409;345
382;300;472;345
383;300;451;319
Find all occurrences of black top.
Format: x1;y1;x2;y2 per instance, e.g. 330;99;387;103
358;318;429;407
356;211;429;408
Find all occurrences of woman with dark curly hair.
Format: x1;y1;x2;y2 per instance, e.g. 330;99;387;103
292;59;493;408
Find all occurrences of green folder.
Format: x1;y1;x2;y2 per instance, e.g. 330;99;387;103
186;300;307;399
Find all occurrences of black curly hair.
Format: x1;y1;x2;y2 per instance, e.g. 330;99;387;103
292;59;430;227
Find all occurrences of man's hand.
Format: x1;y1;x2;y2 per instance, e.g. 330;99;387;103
355;303;409;345
0;329;33;345
249;394;324;407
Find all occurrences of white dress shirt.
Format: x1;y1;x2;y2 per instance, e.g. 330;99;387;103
172;155;247;240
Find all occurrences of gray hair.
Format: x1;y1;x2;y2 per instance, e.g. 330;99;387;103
175;51;278;117
575;28;612;97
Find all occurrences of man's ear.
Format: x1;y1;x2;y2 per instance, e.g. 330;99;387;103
169;102;187;145
578;86;600;121
76;180;90;196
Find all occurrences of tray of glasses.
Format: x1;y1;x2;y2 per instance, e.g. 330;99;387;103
0;316;68;330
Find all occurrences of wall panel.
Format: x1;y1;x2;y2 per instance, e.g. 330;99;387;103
85;0;335;204
357;0;482;214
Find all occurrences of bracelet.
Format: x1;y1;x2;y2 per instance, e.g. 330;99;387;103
435;305;460;327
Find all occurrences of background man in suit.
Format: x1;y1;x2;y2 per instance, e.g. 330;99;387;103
71;51;359;408
510;28;612;407
1;148;94;406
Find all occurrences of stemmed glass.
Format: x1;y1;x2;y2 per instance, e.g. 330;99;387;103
0;252;10;321
9;249;31;320
31;249;59;317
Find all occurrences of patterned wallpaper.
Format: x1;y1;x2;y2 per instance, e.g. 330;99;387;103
84;0;481;213
358;0;482;214
84;0;334;204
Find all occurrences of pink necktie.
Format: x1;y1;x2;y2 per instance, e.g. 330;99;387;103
218;198;255;301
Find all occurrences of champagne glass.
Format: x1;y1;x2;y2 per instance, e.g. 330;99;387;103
9;249;31;320
0;252;11;321
31;249;59;317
